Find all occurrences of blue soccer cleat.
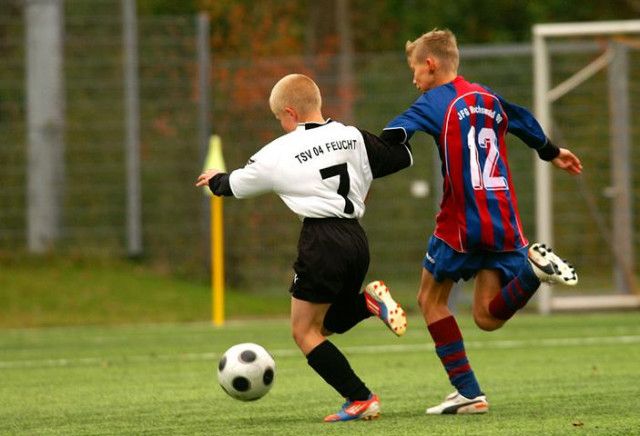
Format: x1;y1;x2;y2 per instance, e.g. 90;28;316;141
364;281;407;336
324;393;380;422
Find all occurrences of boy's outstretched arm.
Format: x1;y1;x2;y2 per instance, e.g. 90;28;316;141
196;168;234;196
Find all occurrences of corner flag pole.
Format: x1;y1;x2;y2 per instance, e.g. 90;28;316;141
203;135;226;326
211;195;224;326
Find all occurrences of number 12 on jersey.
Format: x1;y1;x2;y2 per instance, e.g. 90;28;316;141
467;126;507;191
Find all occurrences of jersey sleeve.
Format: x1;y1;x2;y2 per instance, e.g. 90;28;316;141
228;147;277;199
359;128;413;178
383;103;428;141
208;173;233;196
486;87;560;160
382;94;443;141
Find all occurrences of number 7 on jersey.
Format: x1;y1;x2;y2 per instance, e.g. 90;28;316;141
320;163;354;214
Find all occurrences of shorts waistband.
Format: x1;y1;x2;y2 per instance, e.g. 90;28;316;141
303;217;359;224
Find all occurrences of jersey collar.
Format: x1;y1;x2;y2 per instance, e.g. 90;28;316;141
297;118;335;131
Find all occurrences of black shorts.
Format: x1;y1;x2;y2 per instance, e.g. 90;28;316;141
289;218;369;304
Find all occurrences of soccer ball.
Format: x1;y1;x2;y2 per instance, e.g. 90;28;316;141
217;343;276;401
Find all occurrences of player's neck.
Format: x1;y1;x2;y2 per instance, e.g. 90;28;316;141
299;110;325;125
435;72;458;87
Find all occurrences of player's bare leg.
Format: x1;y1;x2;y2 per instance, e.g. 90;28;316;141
291;297;331;355
417;269;488;414
473;269;507;331
416;269;455;325
291;297;379;421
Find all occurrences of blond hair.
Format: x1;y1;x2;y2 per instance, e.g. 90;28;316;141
269;74;322;117
405;28;459;74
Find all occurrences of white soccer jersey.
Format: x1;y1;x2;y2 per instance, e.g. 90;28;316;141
229;119;412;220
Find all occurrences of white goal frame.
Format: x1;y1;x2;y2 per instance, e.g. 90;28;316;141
533;20;640;313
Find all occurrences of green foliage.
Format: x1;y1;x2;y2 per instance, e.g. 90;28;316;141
3;0;639;295
192;0;640;55
138;0;199;15
1;313;639;435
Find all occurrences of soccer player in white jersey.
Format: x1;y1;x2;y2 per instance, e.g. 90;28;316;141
196;74;413;422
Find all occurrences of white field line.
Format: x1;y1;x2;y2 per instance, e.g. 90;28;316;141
1;335;639;370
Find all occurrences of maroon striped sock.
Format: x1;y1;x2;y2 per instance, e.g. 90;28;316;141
489;262;540;320
428;316;482;398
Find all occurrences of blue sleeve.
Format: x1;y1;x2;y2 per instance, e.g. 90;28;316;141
484;86;549;149
383;94;441;140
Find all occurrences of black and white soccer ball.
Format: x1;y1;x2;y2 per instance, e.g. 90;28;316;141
217;343;276;401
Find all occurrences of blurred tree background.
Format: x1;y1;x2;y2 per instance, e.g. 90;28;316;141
1;0;639;327
139;0;640;51
2;0;639;311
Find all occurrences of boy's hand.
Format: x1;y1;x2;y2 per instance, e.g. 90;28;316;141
196;168;222;187
552;148;582;175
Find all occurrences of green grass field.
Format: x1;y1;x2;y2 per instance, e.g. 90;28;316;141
2;312;640;436
0;257;292;328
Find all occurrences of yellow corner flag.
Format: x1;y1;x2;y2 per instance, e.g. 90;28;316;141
203;135;226;326
202;134;227;197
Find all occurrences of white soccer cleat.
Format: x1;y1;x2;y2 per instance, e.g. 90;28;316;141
528;243;578;286
426;391;489;415
364;280;407;337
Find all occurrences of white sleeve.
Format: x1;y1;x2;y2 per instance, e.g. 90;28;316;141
228;147;277;199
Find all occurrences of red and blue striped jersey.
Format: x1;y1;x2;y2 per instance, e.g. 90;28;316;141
385;76;550;252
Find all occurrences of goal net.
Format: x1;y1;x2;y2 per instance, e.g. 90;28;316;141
533;20;640;313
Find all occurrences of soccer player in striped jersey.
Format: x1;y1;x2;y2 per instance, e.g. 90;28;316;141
381;29;582;415
196;74;412;422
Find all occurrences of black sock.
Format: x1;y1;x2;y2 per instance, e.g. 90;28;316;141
306;340;370;401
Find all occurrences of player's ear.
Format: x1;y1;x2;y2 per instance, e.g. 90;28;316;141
426;57;437;72
284;107;297;122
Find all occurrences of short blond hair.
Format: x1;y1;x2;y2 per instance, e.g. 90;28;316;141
269;74;322;117
405;28;459;74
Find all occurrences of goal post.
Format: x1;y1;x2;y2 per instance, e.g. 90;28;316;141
532;20;640;313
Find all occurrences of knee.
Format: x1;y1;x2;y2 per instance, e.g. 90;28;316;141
291;328;306;348
417;288;431;311
473;310;503;332
474;316;497;331
321;326;334;337
417;287;446;315
417;290;426;310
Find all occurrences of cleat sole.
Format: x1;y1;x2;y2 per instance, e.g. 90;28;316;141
364;281;407;336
